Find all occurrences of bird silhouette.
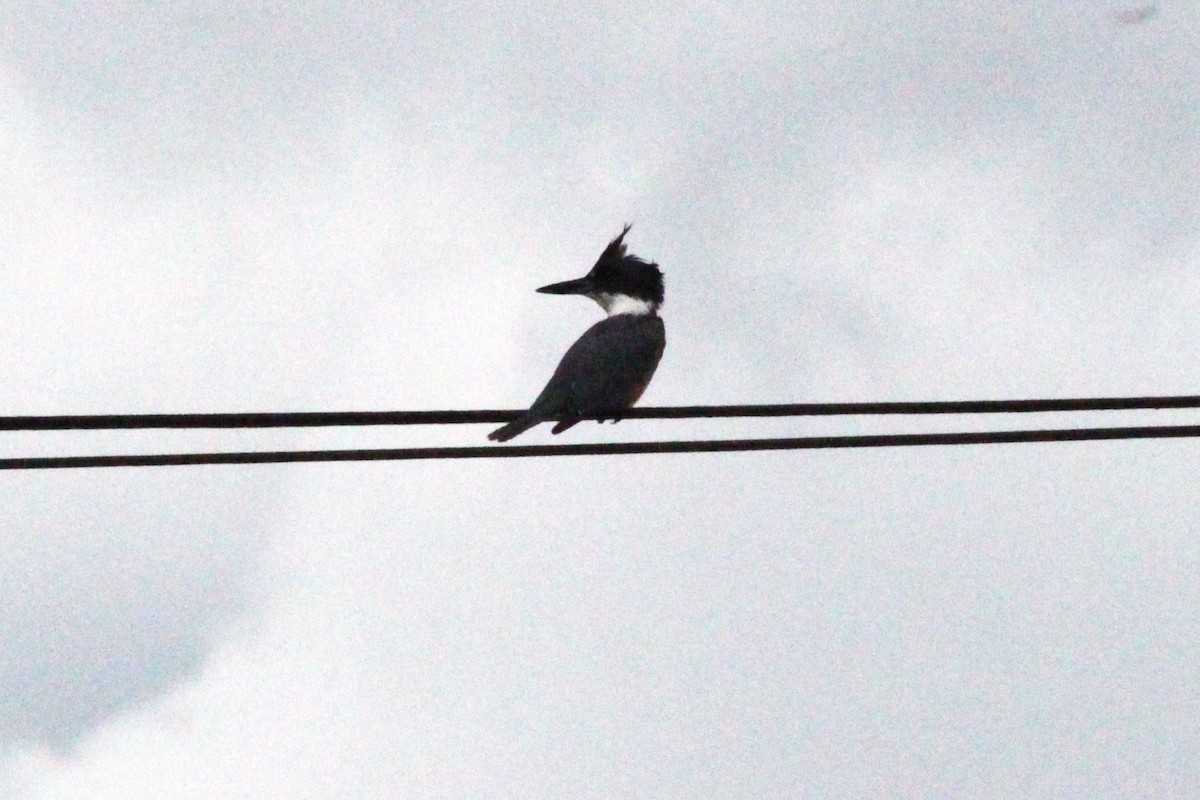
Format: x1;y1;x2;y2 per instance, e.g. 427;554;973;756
489;226;665;442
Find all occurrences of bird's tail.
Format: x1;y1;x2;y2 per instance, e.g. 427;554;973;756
487;414;542;442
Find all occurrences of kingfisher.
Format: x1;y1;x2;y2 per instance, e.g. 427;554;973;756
488;225;666;442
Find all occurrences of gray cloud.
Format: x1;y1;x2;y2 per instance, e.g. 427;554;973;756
0;470;276;752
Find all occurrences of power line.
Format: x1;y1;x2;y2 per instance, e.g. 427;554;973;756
3;394;1200;431
4;423;1199;470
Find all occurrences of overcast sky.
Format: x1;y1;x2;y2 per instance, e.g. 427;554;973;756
2;3;1199;798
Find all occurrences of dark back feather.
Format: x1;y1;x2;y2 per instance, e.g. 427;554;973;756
529;314;666;422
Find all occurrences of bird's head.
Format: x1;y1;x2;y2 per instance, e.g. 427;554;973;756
537;225;664;316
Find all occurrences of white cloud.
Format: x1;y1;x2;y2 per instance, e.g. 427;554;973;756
3;2;1200;796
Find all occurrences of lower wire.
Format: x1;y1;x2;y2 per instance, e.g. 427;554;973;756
3;423;1199;470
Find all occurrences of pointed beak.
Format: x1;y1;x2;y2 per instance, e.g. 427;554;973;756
536;275;593;296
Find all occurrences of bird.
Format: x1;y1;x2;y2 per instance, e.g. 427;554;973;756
488;225;666;442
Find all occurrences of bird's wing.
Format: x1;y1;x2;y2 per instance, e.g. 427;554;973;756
529;315;666;421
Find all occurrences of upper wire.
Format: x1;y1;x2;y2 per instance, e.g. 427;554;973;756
3;394;1200;431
